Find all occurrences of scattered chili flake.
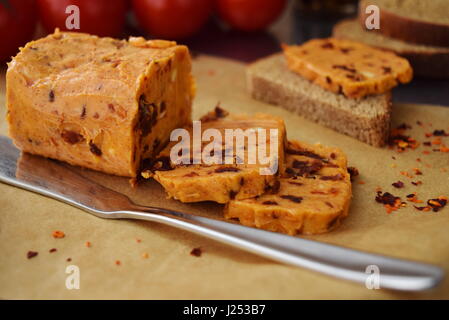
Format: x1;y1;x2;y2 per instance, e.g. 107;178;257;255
115;260;121;266
423;142;431;146
358;181;366;185
411;181;422;186
190;247;202;257
414;196;447;212
425;133;433;138
400;171;413;178
440;146;449;153
416;120;423;127
49;248;57;253
433;130;449;136
66;258;72;262
388;128;419;152
136;238;142;243
142;253;149;259
413;168;423;175
27;251;38;259
85;241;91;248
432;138;442;145
52;230;65;239
392;181;404;188
375;191;404;214
428;197;447;212
422;151;431;155
406;193;423;204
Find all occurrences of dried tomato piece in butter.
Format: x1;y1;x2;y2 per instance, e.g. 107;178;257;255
224;140;352;235
143;107;287;204
282;38;413;99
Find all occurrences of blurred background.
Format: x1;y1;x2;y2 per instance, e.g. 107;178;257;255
0;0;448;105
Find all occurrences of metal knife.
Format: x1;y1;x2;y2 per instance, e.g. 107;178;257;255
0;136;444;291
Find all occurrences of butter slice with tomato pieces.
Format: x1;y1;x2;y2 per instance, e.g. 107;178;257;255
282;38;413;99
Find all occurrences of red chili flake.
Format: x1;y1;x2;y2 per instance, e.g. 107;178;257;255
136;238;142;243
433;130;449;136
115;260;121;266
440;146;449;153
66;258;72;262
49;248;57;253
375;191;404;213
406;193;423;204
392;181;404;188
388;129;419;152
190;247;202;257
423;142;431;146
85;241;91;248
425;133;433;138
413;168;423;175
411;181;422;186
27;251;38;259
432;138;442;145
427;197;447;212
416;120;423;127
52;230;65;239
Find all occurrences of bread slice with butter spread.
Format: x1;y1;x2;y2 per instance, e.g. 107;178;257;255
247;53;392;147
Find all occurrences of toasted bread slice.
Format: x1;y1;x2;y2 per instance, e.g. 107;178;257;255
225;140;352;235
333;19;449;79
247;54;392;147
144;107;287;203
359;0;449;47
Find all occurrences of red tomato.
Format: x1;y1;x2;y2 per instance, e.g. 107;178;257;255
37;0;128;37
132;0;213;39
0;0;38;62
216;0;286;32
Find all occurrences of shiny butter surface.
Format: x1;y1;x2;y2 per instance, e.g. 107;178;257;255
283;38;413;98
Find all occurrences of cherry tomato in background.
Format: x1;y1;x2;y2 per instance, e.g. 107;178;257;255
132;0;213;39
216;0;287;32
0;0;38;62
37;0;128;37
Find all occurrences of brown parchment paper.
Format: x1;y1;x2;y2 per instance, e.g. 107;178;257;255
0;56;448;300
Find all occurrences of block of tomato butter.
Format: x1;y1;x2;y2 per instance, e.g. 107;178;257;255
6;30;195;177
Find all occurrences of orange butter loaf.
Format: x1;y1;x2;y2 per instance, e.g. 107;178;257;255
6;30;194;177
225;140;352;235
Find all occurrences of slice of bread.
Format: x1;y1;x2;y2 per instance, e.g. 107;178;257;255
333;19;449;79
247;54;392;147
359;0;449;47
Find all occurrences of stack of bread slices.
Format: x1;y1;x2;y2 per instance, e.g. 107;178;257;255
333;0;449;79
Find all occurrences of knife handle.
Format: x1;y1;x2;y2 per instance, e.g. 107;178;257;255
116;207;444;291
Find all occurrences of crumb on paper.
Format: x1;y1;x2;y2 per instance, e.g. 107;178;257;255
142;252;149;259
85;241;91;248
66;258;72;262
